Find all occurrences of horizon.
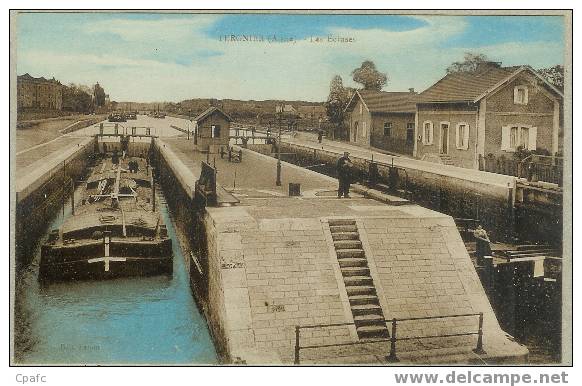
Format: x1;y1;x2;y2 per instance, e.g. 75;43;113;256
16;12;566;103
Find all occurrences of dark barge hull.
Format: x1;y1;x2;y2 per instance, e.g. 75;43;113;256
39;238;173;282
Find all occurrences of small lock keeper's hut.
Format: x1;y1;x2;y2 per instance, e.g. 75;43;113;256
193;106;232;152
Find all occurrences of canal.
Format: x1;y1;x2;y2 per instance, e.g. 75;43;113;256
15;168;218;365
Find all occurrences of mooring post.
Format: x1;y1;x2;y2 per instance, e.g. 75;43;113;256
473;312;486;355
386;318;399;362
71;179;75;215
294;326;300;365
507;182;515;242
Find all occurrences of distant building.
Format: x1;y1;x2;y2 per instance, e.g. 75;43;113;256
193;106;232;152
17;73;63;111
297;105;326;120
276;104;297;114
344;89;417;156
416;62;564;168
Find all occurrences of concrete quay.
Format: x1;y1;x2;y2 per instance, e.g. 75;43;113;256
156;137;528;365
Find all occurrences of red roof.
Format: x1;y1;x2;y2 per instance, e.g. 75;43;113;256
347;90;417;114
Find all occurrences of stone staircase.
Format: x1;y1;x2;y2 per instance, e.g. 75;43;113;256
439;154;455;166
329;219;389;340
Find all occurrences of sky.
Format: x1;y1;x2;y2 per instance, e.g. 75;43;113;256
15;12;566;102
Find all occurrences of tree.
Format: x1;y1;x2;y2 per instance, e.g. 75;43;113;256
62;83;94;113
537;65;564;91
325;75;351;139
351;60;388;91
446;52;490;74
93;83;106;107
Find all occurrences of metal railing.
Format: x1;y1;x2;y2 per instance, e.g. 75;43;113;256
294;312;485;365
479;154;563;185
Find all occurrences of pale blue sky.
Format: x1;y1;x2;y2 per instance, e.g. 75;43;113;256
15;12;566;102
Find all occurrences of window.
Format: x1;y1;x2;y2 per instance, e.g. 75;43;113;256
502;125;537;151
422;121;434;145
384;122;392;137
211;125;221;138
455;122;470;150
519;127;529;148
509;126;518;149
514;86;529;105
359;104;363;115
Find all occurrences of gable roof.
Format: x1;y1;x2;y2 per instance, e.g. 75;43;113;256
194;106;232;123
418;65;563;104
345;90;417;114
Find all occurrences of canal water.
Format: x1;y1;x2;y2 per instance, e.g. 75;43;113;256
16;188;218;365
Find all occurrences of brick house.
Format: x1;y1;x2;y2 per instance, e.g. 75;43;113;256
193;106;232;152
344;89;417;155
415;63;563;169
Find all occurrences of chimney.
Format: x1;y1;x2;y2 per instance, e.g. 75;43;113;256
408;88;415;93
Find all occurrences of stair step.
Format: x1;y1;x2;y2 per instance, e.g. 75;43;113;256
346;285;377;296
338;258;368;268
341;266;370;277
350;303;383;316
344;276;374;287
353;313;385;325
332;232;360;241
357;325;390;339
336;249;365;259
330;225;358;233
334;240;362;250
328;219;356;226
349;295;380;306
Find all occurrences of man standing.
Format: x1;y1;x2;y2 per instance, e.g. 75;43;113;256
317;130;323;144
337;152;352;198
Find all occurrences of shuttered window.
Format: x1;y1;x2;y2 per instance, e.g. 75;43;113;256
456;123;470;150
501;125;537;151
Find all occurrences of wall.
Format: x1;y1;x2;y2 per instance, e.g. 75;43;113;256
416;103;478;169
370;112;415;155
15;137;96;270
347;98;371;146
484;75;556;157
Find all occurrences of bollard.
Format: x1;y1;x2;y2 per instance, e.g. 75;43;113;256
239;149;243;162
294;326;300;365
473;312;486;354
386;318;399;362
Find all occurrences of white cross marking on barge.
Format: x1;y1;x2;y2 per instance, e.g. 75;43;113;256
88;235;126;272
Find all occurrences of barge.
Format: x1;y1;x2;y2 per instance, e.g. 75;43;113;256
40;153;172;281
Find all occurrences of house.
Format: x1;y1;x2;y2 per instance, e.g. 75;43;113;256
193;106;232;152
344;89;418;155
297;105;326;120
276;104;297;115
415;62;563;169
17;73;63;111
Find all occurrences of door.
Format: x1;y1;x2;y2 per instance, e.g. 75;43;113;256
353;122;359;142
440;123;449;154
